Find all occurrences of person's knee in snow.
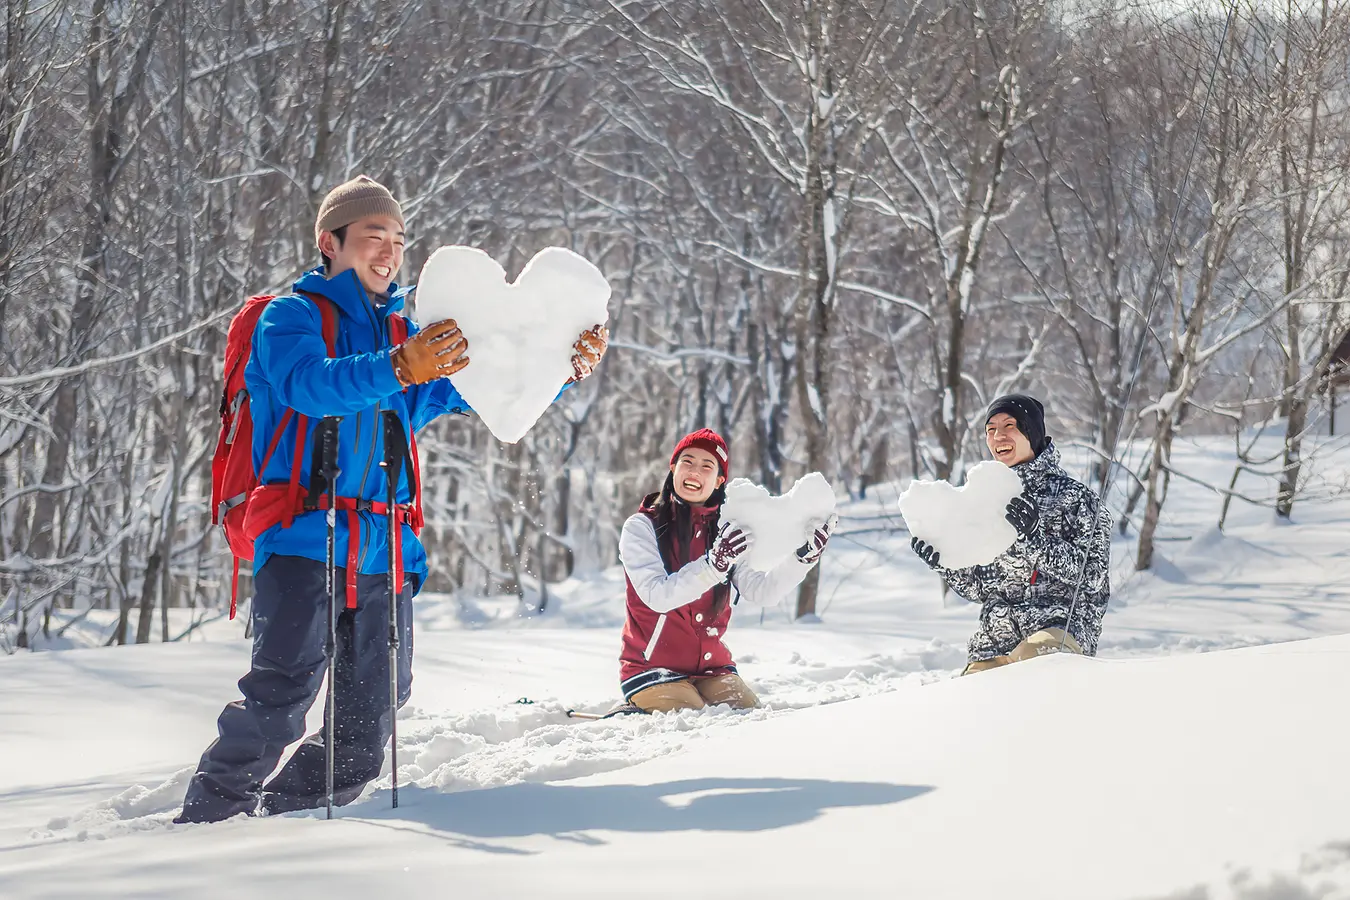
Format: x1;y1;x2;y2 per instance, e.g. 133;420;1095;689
1009;627;1083;662
963;628;1083;675
631;680;706;712
962;657;1010;675
695;674;760;709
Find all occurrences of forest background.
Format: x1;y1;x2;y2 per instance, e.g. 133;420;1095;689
2;0;1347;647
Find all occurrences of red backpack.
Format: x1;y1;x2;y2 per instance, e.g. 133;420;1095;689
210;291;423;618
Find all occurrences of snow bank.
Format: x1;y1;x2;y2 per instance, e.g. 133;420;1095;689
8;634;1350;899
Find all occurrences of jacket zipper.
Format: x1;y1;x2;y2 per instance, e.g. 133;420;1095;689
354;282;385;500
354;286;394;572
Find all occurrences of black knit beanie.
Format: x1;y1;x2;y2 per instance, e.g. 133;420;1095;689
985;394;1048;455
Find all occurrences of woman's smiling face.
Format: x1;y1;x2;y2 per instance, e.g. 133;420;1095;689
671;447;724;504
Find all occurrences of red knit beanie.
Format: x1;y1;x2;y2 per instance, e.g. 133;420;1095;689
670;428;730;478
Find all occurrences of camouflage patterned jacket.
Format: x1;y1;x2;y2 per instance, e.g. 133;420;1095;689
939;441;1112;661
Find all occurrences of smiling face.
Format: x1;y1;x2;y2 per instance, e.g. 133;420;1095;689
985;412;1035;467
670;447;724;505
319;213;405;296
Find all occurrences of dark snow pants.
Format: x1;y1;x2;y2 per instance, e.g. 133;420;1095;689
178;555;415;823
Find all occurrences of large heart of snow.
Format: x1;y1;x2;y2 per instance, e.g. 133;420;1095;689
897;461;1022;569
412;246;611;443
721;473;836;571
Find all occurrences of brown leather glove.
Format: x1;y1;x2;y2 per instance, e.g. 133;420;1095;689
567;324;609;384
390;319;469;387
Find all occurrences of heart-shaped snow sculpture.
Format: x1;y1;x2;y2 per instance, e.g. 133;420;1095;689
897;461;1023;569
721;472;837;572
412;246;611;443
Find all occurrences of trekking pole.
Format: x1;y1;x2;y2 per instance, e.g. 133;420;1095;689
313;417;342;821
380;409;408;809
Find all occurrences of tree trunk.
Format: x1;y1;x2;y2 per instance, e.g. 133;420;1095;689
1332;381;1338;436
859;433;888;498
15;589;28;649
934;265;968;482
115;445;136;645
797;564;823;622
135;547;162;644
1135;421;1174;571
793;92;836;621
1276;391;1307;520
553;467;573;580
306;0;349;209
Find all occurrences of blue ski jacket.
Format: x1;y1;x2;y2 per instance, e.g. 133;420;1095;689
244;266;469;589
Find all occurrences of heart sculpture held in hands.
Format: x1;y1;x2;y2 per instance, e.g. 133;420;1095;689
897;461;1024;569
412;246;612;443
721;472;837;572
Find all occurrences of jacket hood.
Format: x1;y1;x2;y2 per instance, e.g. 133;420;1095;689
292;266;408;319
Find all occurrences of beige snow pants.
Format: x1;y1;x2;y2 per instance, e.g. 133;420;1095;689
630;674;761;712
962;627;1084;676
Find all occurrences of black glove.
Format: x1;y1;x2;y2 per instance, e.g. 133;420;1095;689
910;536;941;570
796;514;836;564
1005;494;1039;539
708;524;751;575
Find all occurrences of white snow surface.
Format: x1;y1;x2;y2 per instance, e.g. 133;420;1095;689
721;472;837;571
4;431;1350;899
898;460;1023;568
412;246;611;443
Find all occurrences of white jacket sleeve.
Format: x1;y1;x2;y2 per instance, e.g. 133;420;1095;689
619;514;725;614
731;553;814;608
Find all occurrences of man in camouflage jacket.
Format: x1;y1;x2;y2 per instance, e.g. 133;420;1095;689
911;395;1112;674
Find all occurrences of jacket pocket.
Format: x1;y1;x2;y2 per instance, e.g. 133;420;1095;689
643;614;667;661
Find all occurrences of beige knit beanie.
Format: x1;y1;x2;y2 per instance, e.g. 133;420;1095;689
314;175;404;247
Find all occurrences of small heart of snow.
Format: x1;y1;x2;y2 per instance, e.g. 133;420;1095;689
721;473;836;572
413;246;611;443
897;461;1022;569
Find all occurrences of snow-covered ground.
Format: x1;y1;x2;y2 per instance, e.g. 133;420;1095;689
2;430;1349;898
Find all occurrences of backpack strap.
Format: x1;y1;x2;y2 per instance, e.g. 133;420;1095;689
313;292;339;352
243;292;340;564
230;292;340;619
388;311;407;344
277;293;338;530
387;313;424;534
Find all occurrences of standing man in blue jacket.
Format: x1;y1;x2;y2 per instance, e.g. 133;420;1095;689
178;176;608;823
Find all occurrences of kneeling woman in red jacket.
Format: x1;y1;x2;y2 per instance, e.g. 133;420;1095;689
619;429;832;712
